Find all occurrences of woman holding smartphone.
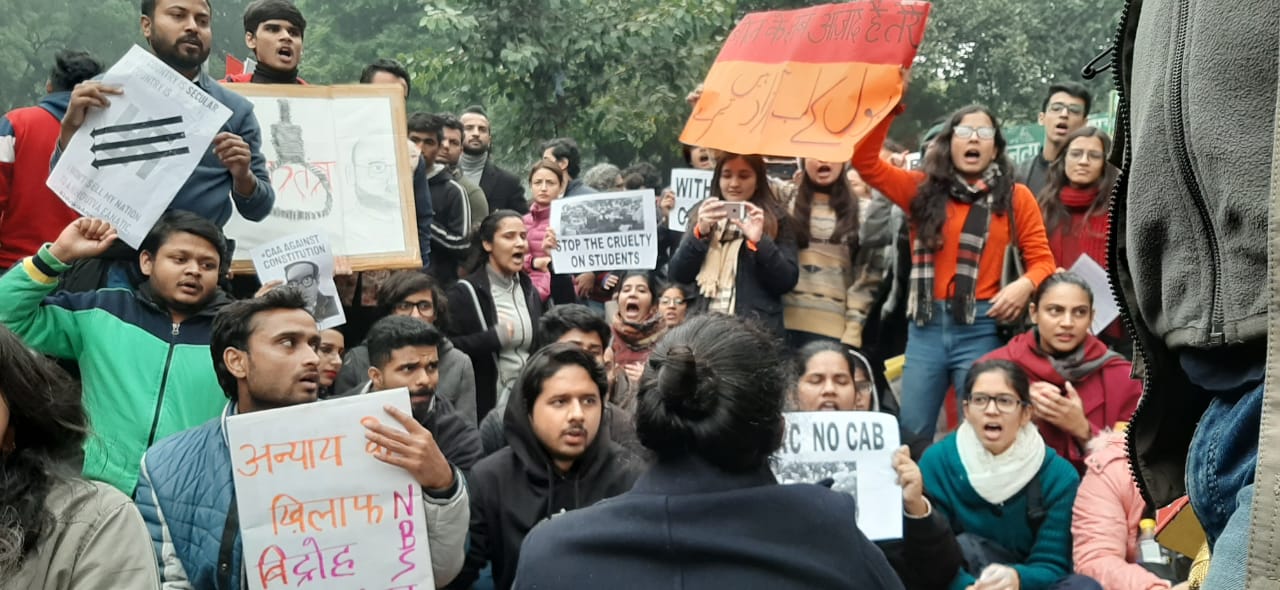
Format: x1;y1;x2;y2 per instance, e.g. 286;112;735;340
668;153;799;340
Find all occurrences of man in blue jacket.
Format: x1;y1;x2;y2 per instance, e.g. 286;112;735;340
135;287;469;589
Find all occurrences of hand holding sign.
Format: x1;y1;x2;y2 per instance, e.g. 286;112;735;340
362;405;455;491
892;446;927;517
58;82;123;150
48;218;119;263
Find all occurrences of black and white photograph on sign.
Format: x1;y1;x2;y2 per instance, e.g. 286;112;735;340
251;231;347;330
221;84;420;273
772;411;901;540
549;190;659;274
46;45;232;248
558;194;646;237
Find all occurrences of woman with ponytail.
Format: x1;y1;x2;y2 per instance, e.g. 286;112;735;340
514;314;904;589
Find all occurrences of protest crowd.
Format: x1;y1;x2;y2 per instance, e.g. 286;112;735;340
1;0;1274;589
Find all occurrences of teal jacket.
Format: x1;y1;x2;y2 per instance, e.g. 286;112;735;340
0;245;230;494
919;432;1080;590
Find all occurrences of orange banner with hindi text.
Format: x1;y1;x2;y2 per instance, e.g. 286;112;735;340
681;0;931;162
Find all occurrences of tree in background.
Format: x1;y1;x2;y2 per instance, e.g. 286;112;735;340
0;0;1120;172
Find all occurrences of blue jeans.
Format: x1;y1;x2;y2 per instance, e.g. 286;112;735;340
1185;368;1261;589
899;301;1002;436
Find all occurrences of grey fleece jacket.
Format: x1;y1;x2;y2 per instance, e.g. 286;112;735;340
1124;0;1277;349
335;338;478;426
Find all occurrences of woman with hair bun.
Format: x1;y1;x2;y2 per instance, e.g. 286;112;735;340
513;314;904;589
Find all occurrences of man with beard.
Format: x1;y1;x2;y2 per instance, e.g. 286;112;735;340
439;114;488;235
56;0;274;230
347;315;483;474
1018;83;1092;196
135;288;469;588
0;212;233;494
50;0;274;293
447;343;639;590
458;105;527;214
223;0;307;84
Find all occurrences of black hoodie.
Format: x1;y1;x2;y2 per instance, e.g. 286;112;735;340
447;375;640;590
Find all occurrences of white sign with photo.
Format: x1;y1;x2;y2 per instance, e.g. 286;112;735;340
252;231;346;330
668;168;713;231
550;190;658;273
227;389;431;590
46;45;232;248
772;411;903;541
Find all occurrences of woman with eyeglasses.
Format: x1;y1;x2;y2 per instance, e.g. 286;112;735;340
852;103;1057;439
919;359;1100;590
782;158;882;351
668;153;799;341
791;341;960;590
657;283;697;328
978;272;1140;474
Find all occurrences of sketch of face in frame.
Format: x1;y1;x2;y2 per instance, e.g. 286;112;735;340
285;261;322;309
350;134;399;211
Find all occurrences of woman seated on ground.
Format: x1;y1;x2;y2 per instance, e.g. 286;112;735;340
514;314;904;589
919;359;1099;590
668;153;799;341
657;282;697;329
1072;429;1190;590
793;341;960;590
0;325;157;589
609;271;666;413
979;272;1140;474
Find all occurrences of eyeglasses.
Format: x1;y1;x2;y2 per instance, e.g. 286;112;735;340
966;393;1026;412
1066;149;1106;162
659;297;686;306
953;126;996;140
287;275;317;288
1048;102;1086;116
854;381;874;396
394;300;434;315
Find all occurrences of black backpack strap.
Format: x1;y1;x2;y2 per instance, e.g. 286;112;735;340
1025;471;1047;534
217;496;240;590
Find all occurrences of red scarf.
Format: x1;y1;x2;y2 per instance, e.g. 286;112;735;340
1059;185;1100;209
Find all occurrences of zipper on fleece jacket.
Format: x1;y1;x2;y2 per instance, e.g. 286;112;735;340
1104;0;1157;507
145;322;181;447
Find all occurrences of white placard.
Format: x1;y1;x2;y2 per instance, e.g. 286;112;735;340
1068;254;1120;334
771;411;903;541
550;190;657;273
46;45;232;248
251;231;346;330
668;168;713;231
227;389;432;590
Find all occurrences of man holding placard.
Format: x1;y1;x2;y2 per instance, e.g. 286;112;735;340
0;213;232;494
136;288;468;589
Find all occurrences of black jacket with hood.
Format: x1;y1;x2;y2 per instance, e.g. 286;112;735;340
447;376;640;590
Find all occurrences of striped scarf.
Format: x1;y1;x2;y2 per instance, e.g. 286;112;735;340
908;166;1000;325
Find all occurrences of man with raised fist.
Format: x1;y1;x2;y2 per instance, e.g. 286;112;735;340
0;212;233;494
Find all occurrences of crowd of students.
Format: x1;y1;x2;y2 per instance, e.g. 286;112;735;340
0;0;1234;589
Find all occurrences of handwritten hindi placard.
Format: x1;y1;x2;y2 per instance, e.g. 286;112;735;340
227;389;431;590
668;169;713;232
771;411;903;540
682;0;931;162
550;190;658;273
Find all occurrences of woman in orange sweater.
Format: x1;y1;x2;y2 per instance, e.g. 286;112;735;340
852;105;1056;437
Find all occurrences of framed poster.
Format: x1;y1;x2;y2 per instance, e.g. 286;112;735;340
221;84;421;273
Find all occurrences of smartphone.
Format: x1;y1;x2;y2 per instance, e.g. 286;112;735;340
722;201;748;221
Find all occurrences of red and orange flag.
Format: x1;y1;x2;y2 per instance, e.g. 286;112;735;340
681;1;931;162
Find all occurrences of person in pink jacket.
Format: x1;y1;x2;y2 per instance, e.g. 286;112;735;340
523;161;564;302
1072;430;1187;589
